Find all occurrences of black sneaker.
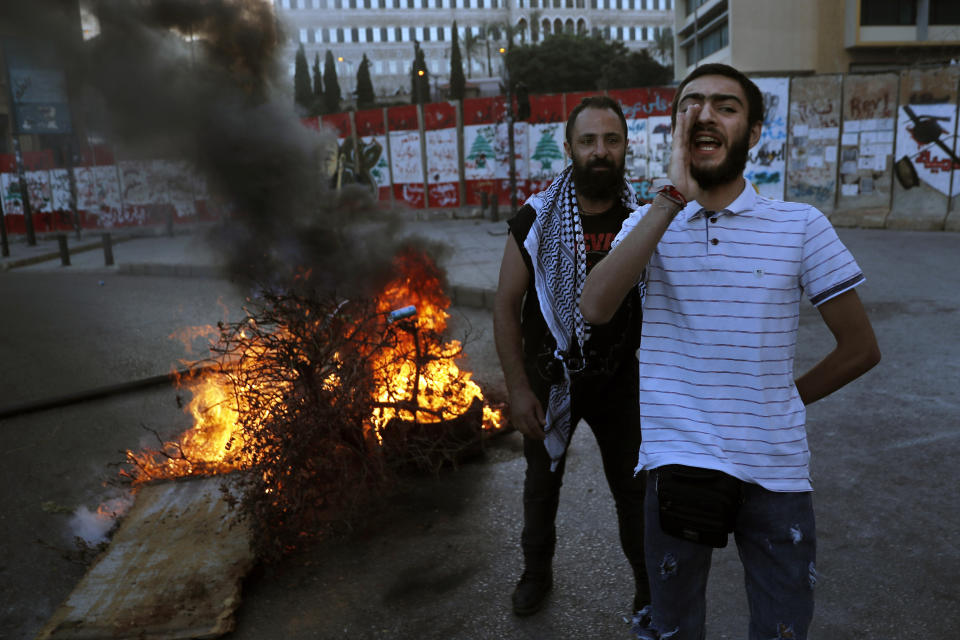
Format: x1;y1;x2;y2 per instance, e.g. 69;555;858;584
511;569;553;616
632;591;650;616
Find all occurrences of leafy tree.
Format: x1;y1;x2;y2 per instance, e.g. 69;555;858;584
463;30;481;79
410;41;430;104
653;27;674;68
450;22;466;101
529;10;542;42
506;34;670;93
294;44;313;113
356;54;376;109
599;48;672;90
323;50;341;114
311;52;324;115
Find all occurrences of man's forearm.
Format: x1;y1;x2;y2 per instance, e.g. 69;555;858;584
580;194;681;324
493;297;533;395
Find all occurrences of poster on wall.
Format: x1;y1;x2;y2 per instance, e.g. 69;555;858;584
646;116;673;181
786;74;842;212
745;77;789;200
387;104;425;209
525;93;566;196
894;102;960;197
1;173;23;216
354;108;392;202
610;87;675;202
424;102;460;208
463;96;503;206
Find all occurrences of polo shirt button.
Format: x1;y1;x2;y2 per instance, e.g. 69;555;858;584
710;217;717;223
711;238;719;245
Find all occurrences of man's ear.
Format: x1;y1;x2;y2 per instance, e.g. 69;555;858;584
563;140;572;159
748;121;762;149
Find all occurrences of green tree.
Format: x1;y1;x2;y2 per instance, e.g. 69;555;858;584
450;22;466;101
323;50;341;113
531;129;563;171
653;27;674;68
463;30;481;79
410;41;430;104
599;48;672;90
311;52;324;115
294;44;312;113
506;34;670;93
356;54;375;109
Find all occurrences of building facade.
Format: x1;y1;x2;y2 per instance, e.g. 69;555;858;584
274;0;674;101
673;0;960;80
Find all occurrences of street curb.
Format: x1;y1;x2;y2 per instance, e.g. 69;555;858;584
0;236;137;271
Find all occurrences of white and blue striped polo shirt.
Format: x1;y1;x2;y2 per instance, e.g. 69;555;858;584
613;184;864;492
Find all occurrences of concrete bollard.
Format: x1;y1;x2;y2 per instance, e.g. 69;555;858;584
57;234;70;266
102;233;114;266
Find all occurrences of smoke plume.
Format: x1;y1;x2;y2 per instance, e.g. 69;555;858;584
2;0;432;293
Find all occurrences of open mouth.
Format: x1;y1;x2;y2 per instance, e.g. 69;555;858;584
693;133;723;153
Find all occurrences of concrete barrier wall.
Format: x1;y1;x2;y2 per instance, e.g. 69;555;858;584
787;74;843;214
5;66;960;234
888;67;960;230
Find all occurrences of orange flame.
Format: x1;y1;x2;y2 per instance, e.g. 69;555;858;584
125;249;502;485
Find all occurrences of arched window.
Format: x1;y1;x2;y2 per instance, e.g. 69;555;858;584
577;18;587;34
564;18;574;34
542;18;551;35
554;17;562;33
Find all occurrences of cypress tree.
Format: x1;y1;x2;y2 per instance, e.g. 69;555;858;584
294;44;312;112
356;54;375;110
312;52;324;114
450;22;466;101
323;50;342;114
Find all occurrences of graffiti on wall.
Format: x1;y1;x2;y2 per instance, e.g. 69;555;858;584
894;103;960;196
746;78;789;199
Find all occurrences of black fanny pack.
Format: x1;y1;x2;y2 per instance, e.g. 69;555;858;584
656;465;744;548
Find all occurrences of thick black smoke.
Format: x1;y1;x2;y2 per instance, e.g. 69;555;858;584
1;0;433;294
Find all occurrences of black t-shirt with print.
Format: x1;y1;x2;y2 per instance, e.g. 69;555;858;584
507;201;642;387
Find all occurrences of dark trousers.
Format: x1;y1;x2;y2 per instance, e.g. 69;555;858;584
520;363;648;598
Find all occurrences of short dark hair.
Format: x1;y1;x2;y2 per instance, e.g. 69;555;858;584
565;96;628;146
670;63;764;130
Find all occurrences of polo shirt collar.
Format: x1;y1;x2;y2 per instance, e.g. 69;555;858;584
682;180;758;223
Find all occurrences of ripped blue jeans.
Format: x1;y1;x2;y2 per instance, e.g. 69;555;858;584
634;474;816;640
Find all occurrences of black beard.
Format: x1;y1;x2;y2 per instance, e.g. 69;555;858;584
691;128;750;190
571;156;625;201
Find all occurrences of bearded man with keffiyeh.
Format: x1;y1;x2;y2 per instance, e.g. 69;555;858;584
494;96;649;618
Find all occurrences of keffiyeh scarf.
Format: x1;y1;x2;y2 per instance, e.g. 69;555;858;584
523;166;637;470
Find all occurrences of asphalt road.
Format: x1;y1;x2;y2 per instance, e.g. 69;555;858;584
1;227;959;639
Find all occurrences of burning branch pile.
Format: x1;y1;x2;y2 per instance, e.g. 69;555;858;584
123;248;502;560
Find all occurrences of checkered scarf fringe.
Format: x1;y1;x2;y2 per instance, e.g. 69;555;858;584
523;165;637;470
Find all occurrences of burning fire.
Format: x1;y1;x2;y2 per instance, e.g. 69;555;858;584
124;248;502;486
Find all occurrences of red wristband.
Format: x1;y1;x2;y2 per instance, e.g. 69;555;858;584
656;184;687;209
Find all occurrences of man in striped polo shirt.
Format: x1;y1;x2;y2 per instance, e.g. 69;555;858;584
580;64;881;640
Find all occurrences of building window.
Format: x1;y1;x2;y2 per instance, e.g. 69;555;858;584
642;26;648;39
408;26;416;40
280;0;290;8
336;27;345;41
930;0;960;23
860;0;917;25
688;0;710;12
389;60;398;73
684;21;728;63
366;27;374;41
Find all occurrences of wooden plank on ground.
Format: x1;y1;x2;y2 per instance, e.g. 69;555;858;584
37;475;254;640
